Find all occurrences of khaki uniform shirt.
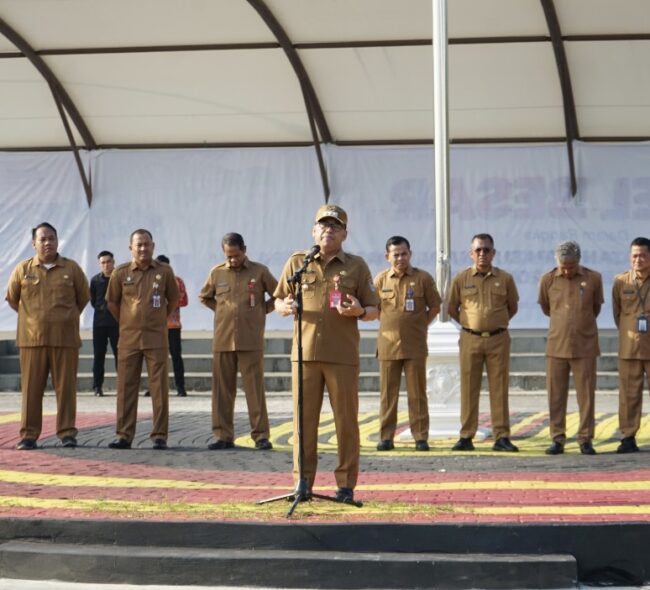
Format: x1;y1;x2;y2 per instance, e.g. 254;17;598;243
199;259;278;352
375;266;441;360
106;259;180;351
448;266;518;332
613;270;650;359
5;255;90;348
538;265;603;358
274;249;379;365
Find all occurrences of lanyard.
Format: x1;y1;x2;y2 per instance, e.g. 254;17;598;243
634;277;650;312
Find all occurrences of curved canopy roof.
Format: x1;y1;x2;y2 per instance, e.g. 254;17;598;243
1;0;649;151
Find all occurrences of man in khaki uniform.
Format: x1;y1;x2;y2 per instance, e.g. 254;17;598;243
6;222;89;450
538;241;603;456
199;232;277;450
275;204;379;503
374;235;441;452
448;233;519;452
106;229;180;450
613;236;650;454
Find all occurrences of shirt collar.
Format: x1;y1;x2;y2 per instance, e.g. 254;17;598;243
129;258;160;271
32;254;63;267
388;265;414;278
471;265;496;277
554;265;584;278
226;257;249;270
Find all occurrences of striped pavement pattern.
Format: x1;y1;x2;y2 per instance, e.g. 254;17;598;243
0;410;647;523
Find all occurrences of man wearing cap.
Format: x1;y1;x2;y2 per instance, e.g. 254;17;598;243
613;236;650;454
538;241;603;456
6;222;90;450
106;229;180;450
374;235;441;452
275;204;379;504
448;233;519;452
199;232;277;451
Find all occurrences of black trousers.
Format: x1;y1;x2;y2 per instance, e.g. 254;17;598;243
92;325;119;389
168;328;185;391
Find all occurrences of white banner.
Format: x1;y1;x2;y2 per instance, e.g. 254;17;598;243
0;142;649;331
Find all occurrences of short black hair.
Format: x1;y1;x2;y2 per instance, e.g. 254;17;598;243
630;237;650;251
156;254;170;264
97;250;113;259
32;222;57;240
471;233;494;247
130;229;153;243
222;232;246;250
385;236;411;251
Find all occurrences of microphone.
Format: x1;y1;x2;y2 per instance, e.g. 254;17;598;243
303;245;320;264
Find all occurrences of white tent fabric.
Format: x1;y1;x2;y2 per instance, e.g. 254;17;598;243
1;142;648;331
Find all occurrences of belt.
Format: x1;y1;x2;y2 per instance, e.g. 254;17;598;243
461;327;506;338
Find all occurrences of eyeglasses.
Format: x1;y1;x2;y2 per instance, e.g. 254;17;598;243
317;222;345;232
473;247;492;254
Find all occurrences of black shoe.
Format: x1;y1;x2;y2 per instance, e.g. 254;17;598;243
93;387;104;397
176;389;187;397
152;438;168;450
580;441;596;455
16;438;37;451
545;441;564;455
208;440;235;450
415;440;430;451
143;391;150;397
617;436;639;454
255;438;273;450
109;438;131;449
376;439;394;451
61;436;77;448
335;487;355;503
452;437;474;451
493;437;519;452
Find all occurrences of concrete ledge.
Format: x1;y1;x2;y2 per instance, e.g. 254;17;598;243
0;520;646;585
0;542;577;589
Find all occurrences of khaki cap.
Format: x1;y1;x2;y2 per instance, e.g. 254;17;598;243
315;204;348;227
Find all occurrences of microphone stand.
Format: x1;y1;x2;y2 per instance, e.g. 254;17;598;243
257;253;360;517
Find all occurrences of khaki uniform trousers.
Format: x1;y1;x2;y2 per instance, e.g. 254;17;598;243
459;330;511;440
546;356;596;444
292;361;360;491
379;358;428;442
19;346;78;440
211;350;270;443
116;348;168;442
618;358;650;439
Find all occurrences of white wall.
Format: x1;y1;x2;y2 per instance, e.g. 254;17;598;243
1;142;648;331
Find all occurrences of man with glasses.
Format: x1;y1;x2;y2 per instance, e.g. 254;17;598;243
275;205;379;504
448;233;519;452
613;236;650;453
538;241;603;456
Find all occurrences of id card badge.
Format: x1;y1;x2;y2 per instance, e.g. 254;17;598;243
405;287;415;312
638;315;648;333
329;275;342;309
152;293;161;308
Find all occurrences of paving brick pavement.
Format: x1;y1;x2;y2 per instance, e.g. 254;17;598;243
0;390;648;524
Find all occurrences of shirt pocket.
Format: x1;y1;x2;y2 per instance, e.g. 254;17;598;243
490;283;508;308
300;273;318;299
621;291;639;315
379;290;396;311
52;274;76;307
215;284;230;305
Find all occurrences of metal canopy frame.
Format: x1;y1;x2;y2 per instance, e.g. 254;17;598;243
0;17;95;204
2;6;650;200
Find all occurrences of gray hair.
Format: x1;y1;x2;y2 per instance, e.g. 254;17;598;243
555;240;581;262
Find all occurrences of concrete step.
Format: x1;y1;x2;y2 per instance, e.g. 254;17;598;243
0;541;577;589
